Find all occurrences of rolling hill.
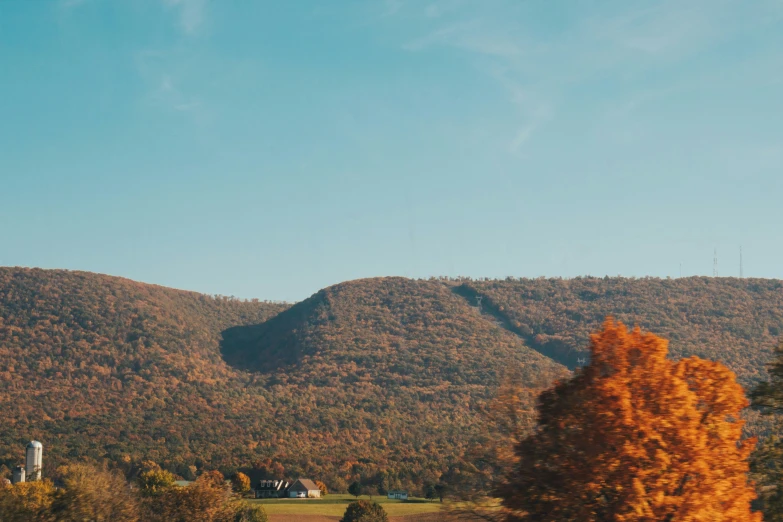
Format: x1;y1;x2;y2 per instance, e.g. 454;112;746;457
0;268;780;490
0;268;565;490
456;276;783;384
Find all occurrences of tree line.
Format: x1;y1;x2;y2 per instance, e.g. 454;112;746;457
0;463;267;522
2;268;783;497
5;312;783;520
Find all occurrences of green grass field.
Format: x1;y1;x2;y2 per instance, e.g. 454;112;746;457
249;494;443;516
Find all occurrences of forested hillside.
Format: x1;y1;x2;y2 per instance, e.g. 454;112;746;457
456;276;783;384
0;268;780;491
0;268;287;477
0;268;565;491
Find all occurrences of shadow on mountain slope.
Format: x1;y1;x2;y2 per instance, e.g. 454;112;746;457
220;277;569;387
451;283;585;370
220;291;326;373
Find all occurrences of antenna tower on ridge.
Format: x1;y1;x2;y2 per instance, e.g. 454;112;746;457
713;248;718;277
475;295;483;309
740;246;744;278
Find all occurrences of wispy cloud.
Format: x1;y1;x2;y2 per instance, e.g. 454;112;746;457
386;0;782;153
59;0;90;10
381;0;404;18
163;0;207;35
579;1;727;60
424;4;441;18
132;1;211;114
174;100;202;112
400;10;544;150
423;0;465;19
156;75;200;111
502;79;552;153
405;21;523;58
508;122;537;153
135;51;203;114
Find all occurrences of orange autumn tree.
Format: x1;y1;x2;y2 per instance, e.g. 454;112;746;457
499;318;760;522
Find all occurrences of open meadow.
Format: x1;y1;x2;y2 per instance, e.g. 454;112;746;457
265;516;445;522
250;493;444;519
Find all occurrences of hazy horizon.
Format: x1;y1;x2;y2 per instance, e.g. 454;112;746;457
0;264;773;304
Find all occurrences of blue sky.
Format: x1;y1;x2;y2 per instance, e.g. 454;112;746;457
1;0;781;302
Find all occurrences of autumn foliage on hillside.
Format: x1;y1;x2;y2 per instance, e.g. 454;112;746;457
499;319;760;522
219;277;567;488
0;268;287;478
0;269;564;489
459;276;783;384
0;268;779;492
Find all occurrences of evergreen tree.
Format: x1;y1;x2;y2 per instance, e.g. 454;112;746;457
376;477;388;497
752;340;783;413
348;481;362;499
434;484;446;502
751;340;783;520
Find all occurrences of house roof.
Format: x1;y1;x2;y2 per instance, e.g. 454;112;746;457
289;478;319;491
256;480;288;490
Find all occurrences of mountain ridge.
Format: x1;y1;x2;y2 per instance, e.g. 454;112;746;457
0;268;566;490
0;267;780;490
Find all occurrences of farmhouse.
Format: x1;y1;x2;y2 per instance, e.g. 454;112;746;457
254;479;290;499
287;478;321;498
387;490;408;500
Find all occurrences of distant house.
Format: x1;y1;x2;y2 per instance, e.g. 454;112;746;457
287;478;321;498
255;479;290;499
387;490;408;500
174;480;192;487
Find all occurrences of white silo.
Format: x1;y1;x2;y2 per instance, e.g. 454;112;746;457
12;465;25;484
25;441;42;481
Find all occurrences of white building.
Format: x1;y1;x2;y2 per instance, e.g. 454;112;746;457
11;466;25;484
287;478;321;498
25;441;43;481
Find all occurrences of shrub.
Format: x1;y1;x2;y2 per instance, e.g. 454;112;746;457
50;464;139;522
340;500;388;522
0;480;56;521
233;503;268;522
146;480;234;522
231;472;251;494
137;469;176;497
348;481;362;498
